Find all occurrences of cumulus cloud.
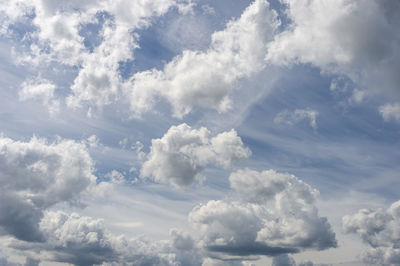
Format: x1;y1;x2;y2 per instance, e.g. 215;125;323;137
342;200;400;265
189;168;337;260
140;123;250;188
266;0;400;97
125;0;280;117
274;109;318;130
0;135;96;241
379;102;400;122
6;210;204;266
1;0;193;113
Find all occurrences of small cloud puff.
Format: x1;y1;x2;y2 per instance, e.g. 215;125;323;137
274;108;318;130
379;102;400;122
141;123;251;188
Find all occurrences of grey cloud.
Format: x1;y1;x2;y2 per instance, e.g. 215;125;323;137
267;0;400;98
6;210;205;266
0;135;96;242
342;200;400;265
207;243;299;257
272;254;296;266
38;211;118;266
0;192;44;242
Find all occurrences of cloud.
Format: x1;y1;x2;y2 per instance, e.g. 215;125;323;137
140;123;250;188
274;109;318;130
267;0;400;97
7;210;204;266
0;135;96;241
38;211;118;265
272;254;296;266
189;168;337;260
18;77;60;115
104;170;126;185
1;0;193;113
342;200;400;265
125;0;280;117
379;102;400;122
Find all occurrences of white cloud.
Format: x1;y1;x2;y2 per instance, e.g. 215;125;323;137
266;0;400;98
19;77;60;115
1;0;193;113
189;168;337;260
125;0;279;118
342;200;400;265
0;135;96;241
379;102;400;122
140;124;250;188
274;109;318;130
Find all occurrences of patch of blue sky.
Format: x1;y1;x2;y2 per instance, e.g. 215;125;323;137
235;65;400;200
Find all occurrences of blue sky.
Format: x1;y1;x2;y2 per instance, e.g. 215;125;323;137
0;0;400;265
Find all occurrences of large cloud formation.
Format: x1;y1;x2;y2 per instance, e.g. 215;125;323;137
141;124;251;188
342;200;400;265
126;0;279;117
0;136;96;242
189;169;337;260
0;135;206;265
6;210;204;266
267;0;400;97
4;0;398;118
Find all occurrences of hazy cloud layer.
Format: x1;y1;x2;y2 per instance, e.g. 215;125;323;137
343;200;400;265
189;169;337;259
141;124;250;188
274;109;318;130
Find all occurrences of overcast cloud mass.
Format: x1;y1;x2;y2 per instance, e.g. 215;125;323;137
0;0;399;265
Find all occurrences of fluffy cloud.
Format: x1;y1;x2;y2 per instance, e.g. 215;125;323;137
379;102;400;122
274;109;318;130
342;200;400;265
189;169;337;260
141;124;250;188
266;0;400;97
0;135;96;241
125;0;279;117
1;0;193;112
6;210;204;266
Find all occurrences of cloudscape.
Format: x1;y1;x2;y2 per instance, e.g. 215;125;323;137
0;0;399;265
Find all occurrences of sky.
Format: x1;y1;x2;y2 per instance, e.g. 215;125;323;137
0;0;399;265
